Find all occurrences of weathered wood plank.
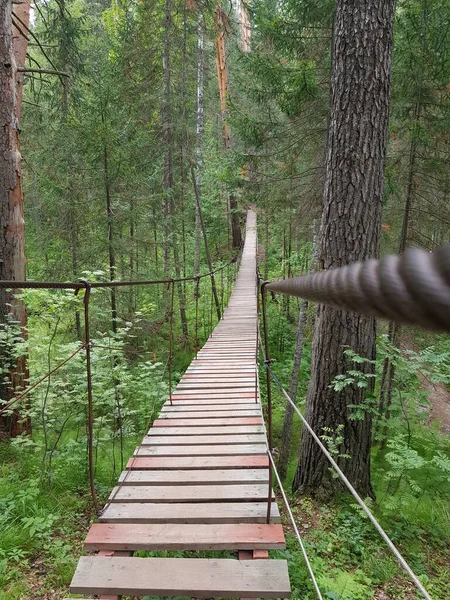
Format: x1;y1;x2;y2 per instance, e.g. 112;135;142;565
126;455;269;470
109;484;274;503
152;417;263;427
70;556;291;598
99;501;281;524
134;444;267;457
117;468;270;486
146;425;264;436
85;523;285;551
141;434;266;445
160;403;258;412
165;398;257;404
157;410;261;419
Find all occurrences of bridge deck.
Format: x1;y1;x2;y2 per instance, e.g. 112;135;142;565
69;211;291;598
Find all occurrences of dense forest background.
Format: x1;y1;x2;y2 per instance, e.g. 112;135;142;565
0;0;449;598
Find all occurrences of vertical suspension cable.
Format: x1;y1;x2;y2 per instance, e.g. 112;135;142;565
260;281;273;524
168;280;175;406
82;281;100;516
255;286;260;404
194;276;200;358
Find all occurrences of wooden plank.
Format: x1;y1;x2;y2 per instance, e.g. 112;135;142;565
134;444;267;457
160;404;258;412
70;556;291;598
85;523;285;551
141;434;266;445
157;410;261;419
170;392;256;398
118;468;270;486
183;373;255;378
109;484;274;503
153;417;263;427
166;398;257;405
147;425;264;436
126;455;269;469
99;502;281;525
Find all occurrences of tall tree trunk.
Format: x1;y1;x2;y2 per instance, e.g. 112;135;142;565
162;0;188;339
293;0;395;500
278;220;319;480
191;165;221;321
194;13;205;277
0;0;31;437
215;3;242;249
162;0;172;285
128;195;135;318
101;118;118;335
237;0;251;53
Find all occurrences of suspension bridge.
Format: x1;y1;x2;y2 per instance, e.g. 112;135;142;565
68;210;292;598
1;210;445;599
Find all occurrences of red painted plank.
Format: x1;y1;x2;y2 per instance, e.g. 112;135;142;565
85;523;285;551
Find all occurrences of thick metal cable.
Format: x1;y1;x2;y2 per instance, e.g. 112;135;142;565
266;244;450;332
262;359;432;600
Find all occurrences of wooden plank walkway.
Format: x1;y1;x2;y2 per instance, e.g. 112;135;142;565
69;210;291;599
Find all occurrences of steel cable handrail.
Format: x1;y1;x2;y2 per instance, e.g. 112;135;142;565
265;243;450;332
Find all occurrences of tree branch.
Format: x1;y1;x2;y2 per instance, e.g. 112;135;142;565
18;67;69;77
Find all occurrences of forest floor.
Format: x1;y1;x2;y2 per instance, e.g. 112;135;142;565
420;372;450;434
400;337;450;435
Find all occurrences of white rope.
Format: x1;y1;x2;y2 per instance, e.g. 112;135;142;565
265;363;432;600
254;329;323;600
267;449;324;600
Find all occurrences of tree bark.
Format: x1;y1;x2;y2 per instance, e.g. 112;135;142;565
162;0;188;340
215;4;242;249
293;0;395;500
0;0;31;437
194;14;205;277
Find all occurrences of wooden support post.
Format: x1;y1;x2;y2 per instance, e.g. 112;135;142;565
98;550;133;600
238;549;269;600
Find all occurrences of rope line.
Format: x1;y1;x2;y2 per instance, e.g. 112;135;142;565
254;318;323;599
261;357;432;600
267;450;324;600
0;344;86;418
266;243;450;332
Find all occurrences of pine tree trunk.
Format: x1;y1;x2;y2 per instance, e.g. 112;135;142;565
215;4;242;249
0;0;31;437
101;123;117;335
293;0;395;500
194;14;205;277
162;0;188;339
162;0;172;287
